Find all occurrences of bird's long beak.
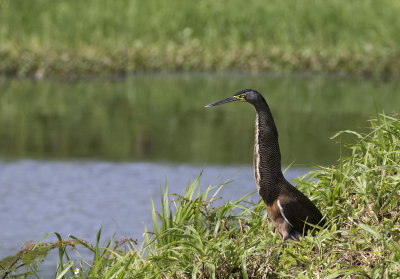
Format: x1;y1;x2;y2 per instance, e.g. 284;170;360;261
205;96;239;108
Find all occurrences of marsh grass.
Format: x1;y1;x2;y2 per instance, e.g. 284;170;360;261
1;113;400;278
1;0;400;77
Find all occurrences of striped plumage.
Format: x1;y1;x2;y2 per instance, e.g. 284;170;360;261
206;89;324;241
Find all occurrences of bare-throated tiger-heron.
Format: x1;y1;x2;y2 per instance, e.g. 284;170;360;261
205;89;324;241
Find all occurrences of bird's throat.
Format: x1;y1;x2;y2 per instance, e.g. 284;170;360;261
254;110;284;204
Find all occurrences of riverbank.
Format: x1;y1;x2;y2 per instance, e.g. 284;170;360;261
1;0;400;78
1;113;399;278
2;45;399;79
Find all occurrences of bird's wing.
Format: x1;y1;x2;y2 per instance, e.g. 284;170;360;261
278;189;323;234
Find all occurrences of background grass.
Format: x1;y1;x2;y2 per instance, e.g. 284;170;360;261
1;0;400;77
1;113;399;278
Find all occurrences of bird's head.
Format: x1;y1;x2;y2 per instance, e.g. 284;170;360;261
205;89;264;108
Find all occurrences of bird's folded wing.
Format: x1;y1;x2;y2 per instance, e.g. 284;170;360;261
278;196;313;233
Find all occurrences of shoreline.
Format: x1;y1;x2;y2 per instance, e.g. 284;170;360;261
1;46;399;79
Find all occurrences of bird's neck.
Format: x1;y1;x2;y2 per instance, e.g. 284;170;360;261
253;103;284;205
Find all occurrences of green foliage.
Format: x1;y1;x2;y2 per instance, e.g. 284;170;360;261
1;113;400;278
141;177;266;278
1;0;400;77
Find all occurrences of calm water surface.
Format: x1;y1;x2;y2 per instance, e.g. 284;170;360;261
1;74;399;165
0;74;399;275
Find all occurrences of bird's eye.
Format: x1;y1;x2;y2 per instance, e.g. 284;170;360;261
235;93;247;101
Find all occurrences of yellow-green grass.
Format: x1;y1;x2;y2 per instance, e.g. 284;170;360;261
1;0;400;77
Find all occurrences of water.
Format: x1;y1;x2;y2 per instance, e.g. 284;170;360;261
0;74;399;275
0;74;399;165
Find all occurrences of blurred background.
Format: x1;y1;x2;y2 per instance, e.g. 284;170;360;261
0;0;399;274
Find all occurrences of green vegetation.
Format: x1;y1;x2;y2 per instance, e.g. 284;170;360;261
1;76;399;165
1;113;399;278
1;0;400;77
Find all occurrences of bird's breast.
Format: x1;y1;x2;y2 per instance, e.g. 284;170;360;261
253;112;284;203
254;115;261;194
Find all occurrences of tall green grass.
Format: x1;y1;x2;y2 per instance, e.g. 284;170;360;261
1;113;399;278
1;0;400;76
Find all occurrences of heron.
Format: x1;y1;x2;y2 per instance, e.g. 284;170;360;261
205;89;324;241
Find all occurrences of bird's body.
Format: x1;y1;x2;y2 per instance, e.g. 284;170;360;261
206;89;324;241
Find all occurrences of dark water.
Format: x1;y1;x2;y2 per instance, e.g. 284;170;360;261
0;74;399;275
0;74;399;165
